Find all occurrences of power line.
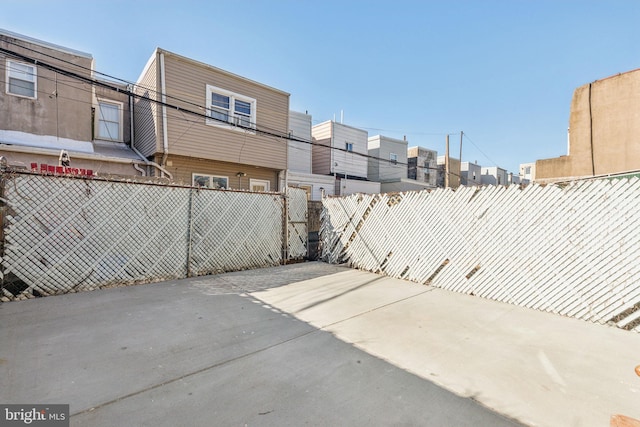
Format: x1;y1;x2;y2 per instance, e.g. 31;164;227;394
0;45;457;178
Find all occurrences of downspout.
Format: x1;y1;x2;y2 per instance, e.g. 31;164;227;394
128;85;144;176
127;83;173;179
159;52;169;175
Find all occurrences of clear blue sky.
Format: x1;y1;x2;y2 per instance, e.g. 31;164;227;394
2;0;639;174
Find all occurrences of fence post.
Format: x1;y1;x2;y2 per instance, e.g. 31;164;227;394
282;190;289;264
186;187;195;277
0;168;5;295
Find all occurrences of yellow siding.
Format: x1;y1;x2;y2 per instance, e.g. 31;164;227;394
161;51;289;170
133;54;160;157
160;154;281;191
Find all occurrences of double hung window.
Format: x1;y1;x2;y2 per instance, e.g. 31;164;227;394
97;101;123;141
206;85;256;131
6;60;36;98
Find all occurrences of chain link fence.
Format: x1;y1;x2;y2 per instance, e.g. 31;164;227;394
0;171;307;301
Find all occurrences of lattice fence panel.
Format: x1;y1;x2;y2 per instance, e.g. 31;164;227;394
320;179;640;332
189;189;284;275
1;172;308;301
1;174;190;299
286;187;308;260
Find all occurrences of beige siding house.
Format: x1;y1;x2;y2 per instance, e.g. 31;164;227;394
133;48;290;191
536;68;640;183
0;29;148;176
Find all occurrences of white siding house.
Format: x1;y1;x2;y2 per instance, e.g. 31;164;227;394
288;111;312;173
367;135;408;182
481;166;508;186
461;161;482;186
285;112;342;200
312;120;368;179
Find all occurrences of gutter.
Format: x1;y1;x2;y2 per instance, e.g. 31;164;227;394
127;83;173;179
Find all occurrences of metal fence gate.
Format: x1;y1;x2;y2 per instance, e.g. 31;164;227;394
320;178;640;332
0;171;307;301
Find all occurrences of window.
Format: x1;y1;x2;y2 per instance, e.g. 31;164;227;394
97;101;123;141
206;85;256;131
193;173;228;189
250;179;270;192
6;60;36;98
525;166;531;175
390;153;398;165
345;142;353;152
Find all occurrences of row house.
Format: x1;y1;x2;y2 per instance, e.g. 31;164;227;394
2;28;521;195
284;111;337;199
0;29;155;176
312;120;380;196
407;146;438;188
133;48;289;191
437;155;461;188
480;166;508;186
369;139;436;193
460;161;482;186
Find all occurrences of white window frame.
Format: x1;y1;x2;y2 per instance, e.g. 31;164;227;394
390;152;398;165
192;173;229;189
250;179;270;192
96;99;124;142
205;84;256;133
6;59;37;99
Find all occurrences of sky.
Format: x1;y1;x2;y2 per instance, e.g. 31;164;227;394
2;0;639;174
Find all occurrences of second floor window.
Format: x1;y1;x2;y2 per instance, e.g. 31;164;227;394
206;85;256;131
390;153;398;164
97;101;122;141
345;142;353;152
6;60;36;98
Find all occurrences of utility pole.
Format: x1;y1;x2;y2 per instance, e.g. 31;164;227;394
445;134;450;188
459;131;463;187
459;131;463;168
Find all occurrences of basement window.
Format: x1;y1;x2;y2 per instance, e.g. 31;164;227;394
193;173;228;189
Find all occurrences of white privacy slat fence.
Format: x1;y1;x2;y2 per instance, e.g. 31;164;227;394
286;187;308;260
0;172;307;301
320;178;640;332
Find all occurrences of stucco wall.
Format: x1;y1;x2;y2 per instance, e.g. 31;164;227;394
0;33;93;142
537;69;640;181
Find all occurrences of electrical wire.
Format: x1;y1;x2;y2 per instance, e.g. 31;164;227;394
1;45;469;179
